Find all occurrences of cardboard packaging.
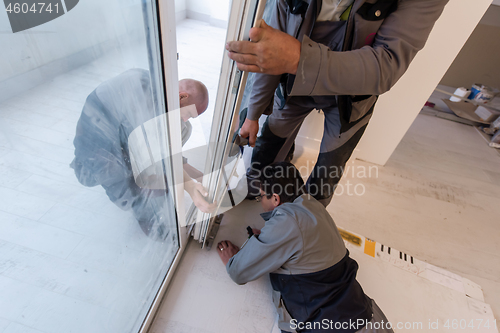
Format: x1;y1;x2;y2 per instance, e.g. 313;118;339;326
475;106;500;122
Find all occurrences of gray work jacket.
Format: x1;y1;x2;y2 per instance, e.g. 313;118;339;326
247;0;449;131
226;194;368;332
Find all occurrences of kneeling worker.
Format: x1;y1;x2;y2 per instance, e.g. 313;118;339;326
218;162;393;333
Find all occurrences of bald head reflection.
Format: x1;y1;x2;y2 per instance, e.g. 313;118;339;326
179;79;209;116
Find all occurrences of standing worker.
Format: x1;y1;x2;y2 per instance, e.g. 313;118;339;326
227;0;449;206
217;162;393;333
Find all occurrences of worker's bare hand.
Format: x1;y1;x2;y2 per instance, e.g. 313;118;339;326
188;182;217;213
217;240;240;265
240;118;259;147
226;20;301;75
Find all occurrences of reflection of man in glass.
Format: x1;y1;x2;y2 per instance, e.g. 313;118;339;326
70;68;215;240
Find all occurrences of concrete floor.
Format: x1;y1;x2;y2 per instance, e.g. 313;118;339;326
328;113;500;318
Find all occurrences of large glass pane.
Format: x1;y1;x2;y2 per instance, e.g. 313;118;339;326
0;1;178;332
174;4;229;221
185;0;268;245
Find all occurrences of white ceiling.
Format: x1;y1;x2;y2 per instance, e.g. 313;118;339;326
492;0;500;6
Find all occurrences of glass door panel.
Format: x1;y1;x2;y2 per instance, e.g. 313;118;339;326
174;17;228;220
0;0;180;332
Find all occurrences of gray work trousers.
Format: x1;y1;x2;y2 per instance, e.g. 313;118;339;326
250;96;371;206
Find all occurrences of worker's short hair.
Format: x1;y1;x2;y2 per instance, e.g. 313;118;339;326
259;162;305;204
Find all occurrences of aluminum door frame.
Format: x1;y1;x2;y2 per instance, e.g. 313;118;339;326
190;0;267;245
137;0;188;332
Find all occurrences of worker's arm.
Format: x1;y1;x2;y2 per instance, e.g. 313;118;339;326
228;0;448;96
183;163;204;183
290;0;448;96
223;212;303;285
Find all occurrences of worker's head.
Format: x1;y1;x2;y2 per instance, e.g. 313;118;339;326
258;162;305;212
178;79;209;122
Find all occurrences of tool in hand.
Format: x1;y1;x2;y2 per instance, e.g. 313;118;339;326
240;226;255;249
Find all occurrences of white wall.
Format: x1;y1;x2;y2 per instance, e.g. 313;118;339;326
209;0;231;23
0;0;144;82
186;0;211;17
175;0;187;21
184;0;230;28
439;4;500;89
